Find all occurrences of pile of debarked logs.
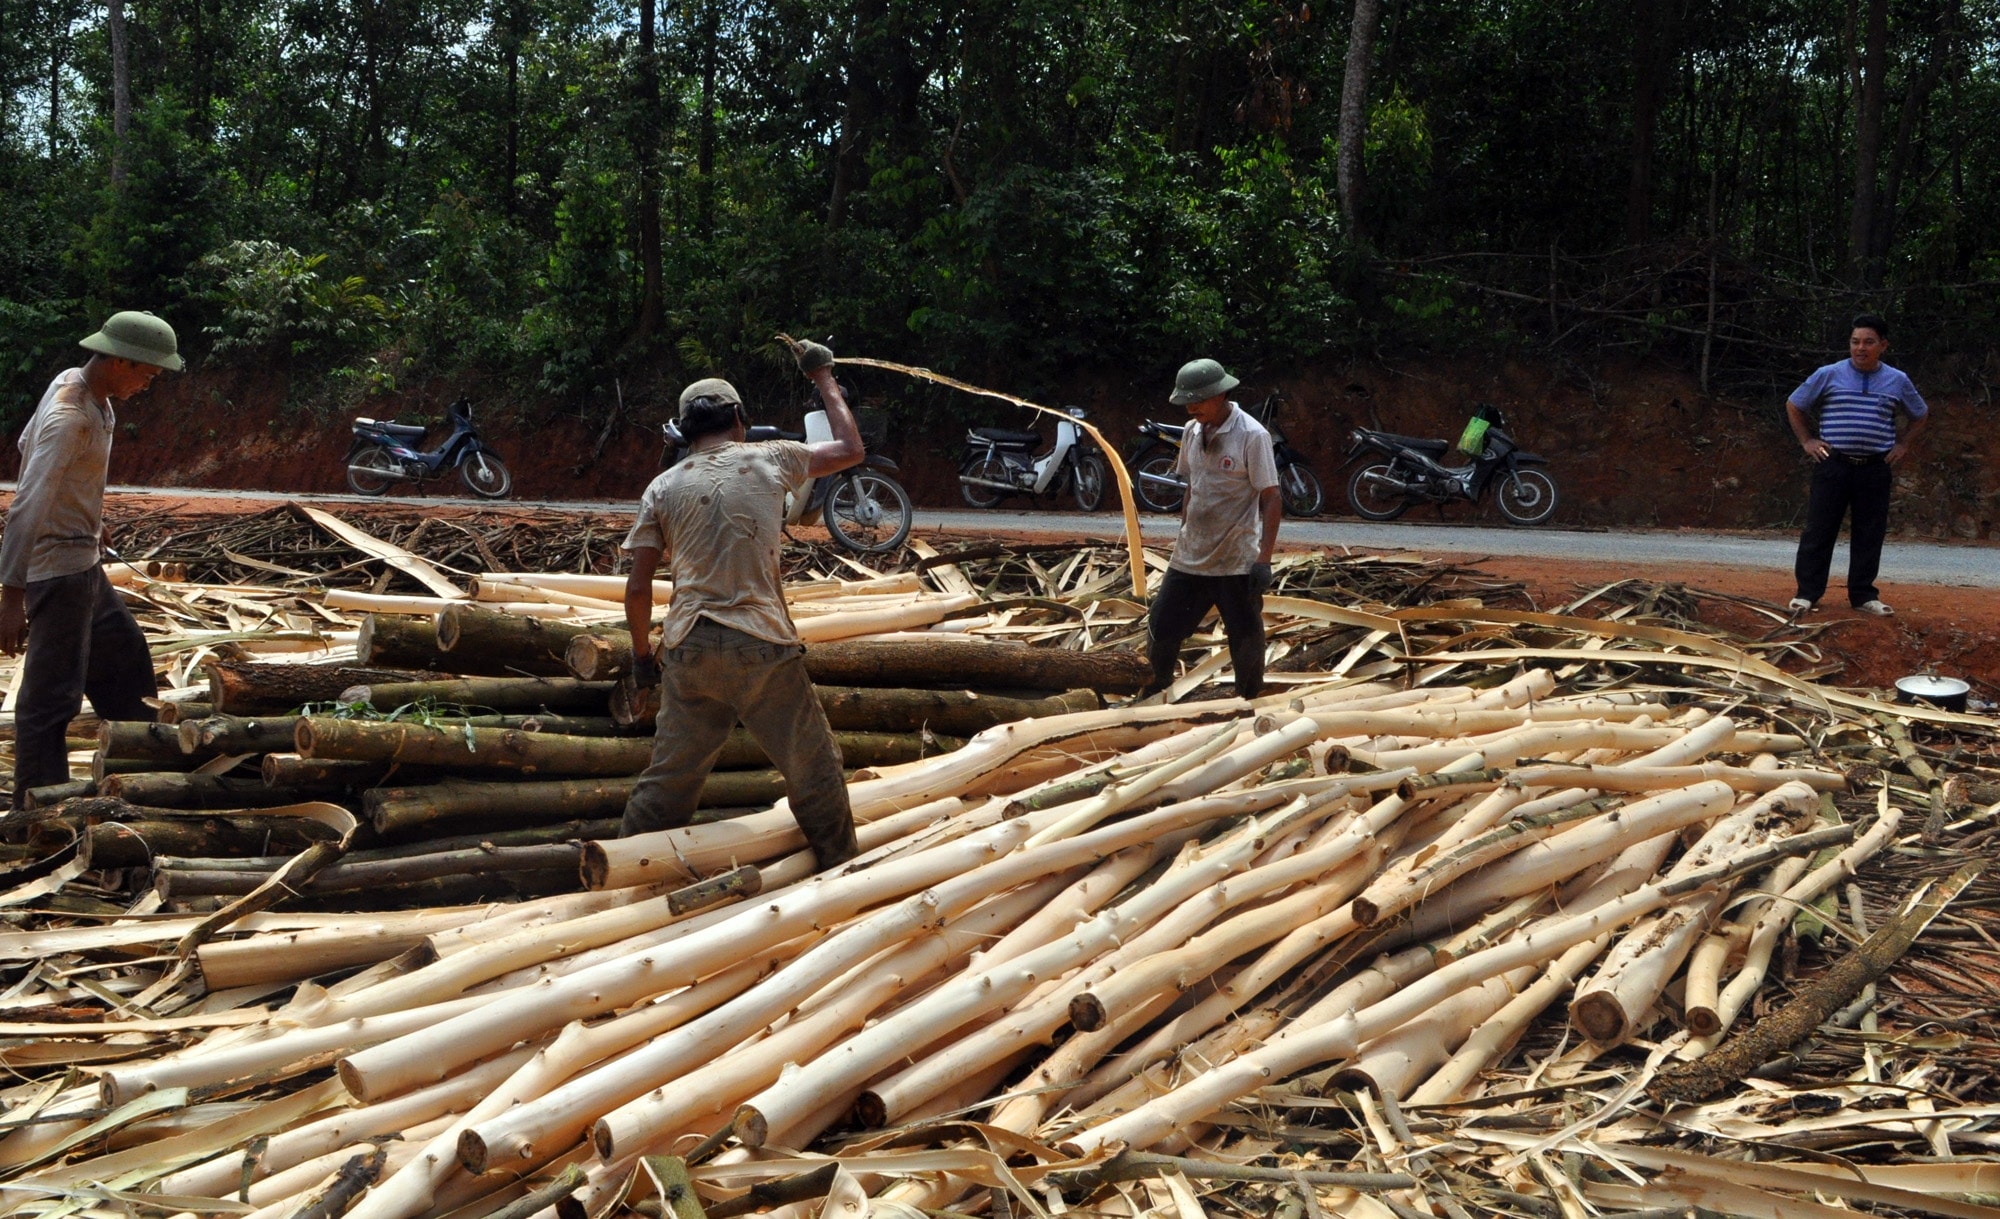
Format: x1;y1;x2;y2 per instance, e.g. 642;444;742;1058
13;579;1148;911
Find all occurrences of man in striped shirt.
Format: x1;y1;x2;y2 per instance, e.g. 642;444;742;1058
1785;314;1929;617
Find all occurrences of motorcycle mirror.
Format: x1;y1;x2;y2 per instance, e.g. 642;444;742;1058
1064;406;1087;419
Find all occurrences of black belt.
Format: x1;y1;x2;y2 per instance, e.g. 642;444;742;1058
1829;449;1887;465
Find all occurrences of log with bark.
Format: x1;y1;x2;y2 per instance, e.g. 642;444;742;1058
336;677;617;716
364;771;805;835
355;613;448;672
572;632;1151;692
434;606;612;678
100;771;355;809
296;718;957;777
204;661;432;715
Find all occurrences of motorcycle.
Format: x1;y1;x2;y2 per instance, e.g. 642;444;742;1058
346;397;512;499
659;390;914;555
1341;404;1559;526
958;406;1109;511
1124;390;1324;517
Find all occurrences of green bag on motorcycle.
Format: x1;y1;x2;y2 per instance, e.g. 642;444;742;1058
1457;404;1499;456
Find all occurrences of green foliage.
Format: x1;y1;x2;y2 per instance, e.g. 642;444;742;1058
1;0;1998;425
192;240;390;363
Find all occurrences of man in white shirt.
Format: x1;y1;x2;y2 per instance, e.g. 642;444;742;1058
1146;358;1281;699
1;311;182;808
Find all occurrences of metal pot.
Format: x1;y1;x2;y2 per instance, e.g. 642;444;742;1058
1894;674;1970;713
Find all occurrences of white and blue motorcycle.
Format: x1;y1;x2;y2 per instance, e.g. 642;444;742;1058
957;407;1109;512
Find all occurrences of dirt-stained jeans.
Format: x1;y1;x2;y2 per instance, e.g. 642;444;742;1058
11;565;157;809
620;618;858;869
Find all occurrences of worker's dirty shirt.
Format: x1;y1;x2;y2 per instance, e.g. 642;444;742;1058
624;440;813;648
1170;402;1278;577
0;369;114;589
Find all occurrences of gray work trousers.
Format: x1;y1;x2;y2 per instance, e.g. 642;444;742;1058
620;618;859;869
12;565;157;808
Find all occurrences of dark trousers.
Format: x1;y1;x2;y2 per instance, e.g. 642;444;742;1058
621;618;858;869
12;565;157;808
1147;567;1265;699
1794;457;1893;606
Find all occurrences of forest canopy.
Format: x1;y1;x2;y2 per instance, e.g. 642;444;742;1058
1;0;1996;424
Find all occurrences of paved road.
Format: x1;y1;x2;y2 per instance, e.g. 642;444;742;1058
34;484;2000;589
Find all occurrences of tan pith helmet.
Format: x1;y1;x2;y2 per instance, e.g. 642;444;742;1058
80;311;183;371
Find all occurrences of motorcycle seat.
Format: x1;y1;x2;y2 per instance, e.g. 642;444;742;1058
1366;431;1451;456
745;426;807;442
359;419;428;439
1142;421;1186;439
970;427;1040;446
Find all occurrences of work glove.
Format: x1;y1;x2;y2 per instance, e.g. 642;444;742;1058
791;338;835;375
1248;562;1273;597
630;653;662;690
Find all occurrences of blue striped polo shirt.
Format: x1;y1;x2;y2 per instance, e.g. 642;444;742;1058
1788;360;1928;456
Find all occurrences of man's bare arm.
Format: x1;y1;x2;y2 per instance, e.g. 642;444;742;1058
804;366;865;478
1256;486;1282;563
625;547;663;659
1890;411;1929;466
1786;402;1828;462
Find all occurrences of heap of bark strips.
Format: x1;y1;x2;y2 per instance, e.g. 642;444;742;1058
2;634;1997;1219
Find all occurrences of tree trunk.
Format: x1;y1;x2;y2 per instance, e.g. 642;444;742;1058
1869;5;1956;274
502;0;521;214
827;0;886;229
1625;0;1677;245
1848;0;1889;282
178;715;303;757
48;16;61;160
630;0;663;341
696;0;720;238
297;717;955;776
435;606;604;677
77;815;337;869
339;676;616;716
107;0;131;184
100;721;202;765
1336;0;1382;241
204;661;430;715
364;771;799;834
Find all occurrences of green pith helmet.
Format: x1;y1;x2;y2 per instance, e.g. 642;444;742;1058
80;311;183;371
678;377;742;415
1169;358;1238;406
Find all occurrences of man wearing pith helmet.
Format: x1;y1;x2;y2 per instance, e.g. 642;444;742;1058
1;311;182;809
1146;357;1281;700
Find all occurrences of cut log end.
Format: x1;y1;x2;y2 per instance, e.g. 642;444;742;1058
1351;896;1384;927
1568;991;1631;1044
590;1119;616;1161
1684;1005;1722;1037
1069;992;1108;1032
580;841;614;889
456;1128;493;1175
294;718;318;755
733;1104;770;1148
850;1091;889;1130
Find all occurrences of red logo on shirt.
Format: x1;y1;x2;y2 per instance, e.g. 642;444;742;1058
1220;457;1236;470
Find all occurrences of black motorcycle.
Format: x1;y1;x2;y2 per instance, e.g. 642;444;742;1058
958;406;1108;511
346;398;513;499
1342;405;1558;526
658;390;913;554
1125;390;1324;517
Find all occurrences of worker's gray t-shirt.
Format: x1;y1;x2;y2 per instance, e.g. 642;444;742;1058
1170;403;1279;576
624;440;813;648
0;369;114;588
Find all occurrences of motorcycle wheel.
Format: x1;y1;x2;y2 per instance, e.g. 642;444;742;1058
1279;462;1324;517
826;470;913;553
346;445;399;496
458;452;513;499
960;455;1007;509
1496;468;1559;526
1133;448;1184;513
1074;454;1108;512
1346;462;1411;521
